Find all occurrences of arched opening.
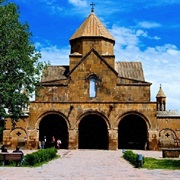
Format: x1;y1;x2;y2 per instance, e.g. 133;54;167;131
79;114;108;149
39;114;68;149
118;114;148;150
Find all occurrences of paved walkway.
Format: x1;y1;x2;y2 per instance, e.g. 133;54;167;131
0;150;180;180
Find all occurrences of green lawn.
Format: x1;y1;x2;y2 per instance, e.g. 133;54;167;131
123;150;180;170
143;157;180;170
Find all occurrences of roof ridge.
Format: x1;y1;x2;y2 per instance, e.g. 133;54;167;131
70;12;114;41
68;48;118;76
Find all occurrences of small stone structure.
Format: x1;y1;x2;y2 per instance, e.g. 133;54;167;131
162;148;180;158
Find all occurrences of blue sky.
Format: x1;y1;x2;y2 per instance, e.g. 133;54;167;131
9;0;180;111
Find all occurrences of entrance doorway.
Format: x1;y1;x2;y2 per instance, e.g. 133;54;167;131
39;114;68;149
79;114;108;149
118;114;148;150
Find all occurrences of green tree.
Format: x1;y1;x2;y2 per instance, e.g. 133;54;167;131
0;0;45;128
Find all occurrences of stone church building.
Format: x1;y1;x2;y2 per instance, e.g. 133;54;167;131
3;10;180;150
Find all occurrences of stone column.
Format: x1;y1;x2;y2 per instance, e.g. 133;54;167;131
26;129;38;150
108;128;118;150
68;128;78;149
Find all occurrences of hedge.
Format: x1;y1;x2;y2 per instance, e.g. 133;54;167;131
23;147;58;166
123;150;144;168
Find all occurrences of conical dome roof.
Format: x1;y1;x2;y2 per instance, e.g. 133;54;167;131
156;85;166;98
70;12;115;41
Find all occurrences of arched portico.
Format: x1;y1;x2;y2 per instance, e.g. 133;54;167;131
78;112;109;149
38;112;69;149
118;113;149;150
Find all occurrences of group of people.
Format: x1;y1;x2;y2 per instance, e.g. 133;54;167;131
1;145;23;154
51;136;62;149
1;145;24;166
39;136;62;149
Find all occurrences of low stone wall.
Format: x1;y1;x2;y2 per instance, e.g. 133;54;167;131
162;148;180;158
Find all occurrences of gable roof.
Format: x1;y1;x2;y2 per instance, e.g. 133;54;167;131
70;12;115;42
68;48;118;76
41;66;69;83
41;58;146;83
115;62;145;81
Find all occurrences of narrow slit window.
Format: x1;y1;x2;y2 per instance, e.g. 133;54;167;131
89;77;96;98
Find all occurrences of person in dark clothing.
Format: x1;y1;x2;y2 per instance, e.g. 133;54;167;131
1;145;9;165
1;145;8;152
51;136;56;148
41;140;45;149
13;146;24;166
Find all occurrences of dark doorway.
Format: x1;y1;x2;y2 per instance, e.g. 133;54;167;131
79;114;108;149
118;115;148;150
39;114;68;149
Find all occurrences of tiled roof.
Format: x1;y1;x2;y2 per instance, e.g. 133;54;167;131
115;62;145;81
157;110;180;117
70;12;115;41
156;86;166;98
41;66;69;82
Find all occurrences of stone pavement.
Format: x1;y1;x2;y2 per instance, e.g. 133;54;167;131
0;150;180;180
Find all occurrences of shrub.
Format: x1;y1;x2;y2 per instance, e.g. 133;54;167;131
23;147;57;166
123;150;144;168
123;150;138;165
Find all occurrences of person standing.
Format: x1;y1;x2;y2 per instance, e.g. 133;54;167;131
44;136;47;148
57;139;62;149
38;141;41;149
51;136;56;147
41;140;45;149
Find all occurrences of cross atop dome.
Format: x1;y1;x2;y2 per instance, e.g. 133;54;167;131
90;2;95;12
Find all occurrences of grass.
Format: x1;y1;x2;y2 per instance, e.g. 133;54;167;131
123;150;180;170
143;157;180;170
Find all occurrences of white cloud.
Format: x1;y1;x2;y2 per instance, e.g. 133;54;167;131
14;0;63;15
39;0;63;14
110;26;160;49
36;43;70;65
151;0;180;6
110;26;140;47
68;0;88;7
110;25;180;111
138;21;161;29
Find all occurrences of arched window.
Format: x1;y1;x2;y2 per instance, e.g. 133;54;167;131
89;77;96;98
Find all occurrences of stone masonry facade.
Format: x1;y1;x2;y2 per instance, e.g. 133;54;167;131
3;11;180;150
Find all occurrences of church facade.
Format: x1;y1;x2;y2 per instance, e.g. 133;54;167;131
3;11;180;150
